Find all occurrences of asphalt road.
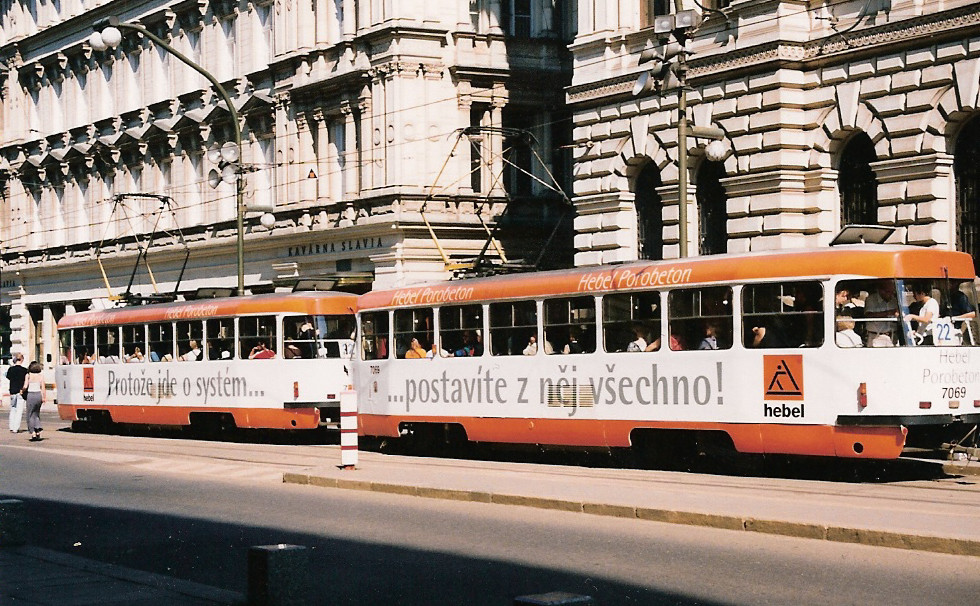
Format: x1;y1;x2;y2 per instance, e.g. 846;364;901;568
1;415;978;605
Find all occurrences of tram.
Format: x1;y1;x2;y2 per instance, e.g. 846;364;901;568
354;245;980;460
56;291;357;431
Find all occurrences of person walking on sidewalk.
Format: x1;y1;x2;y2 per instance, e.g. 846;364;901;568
23;361;46;442
6;354;28;433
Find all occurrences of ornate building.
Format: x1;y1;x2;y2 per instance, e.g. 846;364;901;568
569;0;980;267
0;1;574;365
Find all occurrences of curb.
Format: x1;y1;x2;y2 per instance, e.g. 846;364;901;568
283;472;980;558
943;461;980;477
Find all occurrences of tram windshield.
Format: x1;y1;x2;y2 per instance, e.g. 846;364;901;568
835;278;980;347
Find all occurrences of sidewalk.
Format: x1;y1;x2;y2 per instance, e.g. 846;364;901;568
0;545;243;605
284;450;980;558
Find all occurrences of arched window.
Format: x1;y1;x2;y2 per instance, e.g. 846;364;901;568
839;132;878;226
635;163;663;260
954;117;980;272
697;159;728;255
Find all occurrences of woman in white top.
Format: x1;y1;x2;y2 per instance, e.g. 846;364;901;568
835;315;863;348
24;361;46;441
905;284;940;344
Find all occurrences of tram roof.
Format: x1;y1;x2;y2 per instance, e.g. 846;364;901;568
59;290;358;329
359;246;977;309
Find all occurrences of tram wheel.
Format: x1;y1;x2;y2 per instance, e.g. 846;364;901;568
398;423;468;455
72;410;113;433
630;428;736;472
188;412;237;436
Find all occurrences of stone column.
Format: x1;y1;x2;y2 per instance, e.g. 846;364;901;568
295;112;316;204
873;153;956;247
274;94;294;206
573;191;639;265
489;99;505;194
360;89;375;191
312;109;329;202
315;0;330;45
342;0;356;38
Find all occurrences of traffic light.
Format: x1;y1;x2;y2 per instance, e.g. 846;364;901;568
632;41;685;96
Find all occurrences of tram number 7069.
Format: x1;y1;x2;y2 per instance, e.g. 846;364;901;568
941;386;968;399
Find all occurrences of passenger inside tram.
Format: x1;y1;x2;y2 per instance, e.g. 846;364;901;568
861;280;900;346
835;311;863;348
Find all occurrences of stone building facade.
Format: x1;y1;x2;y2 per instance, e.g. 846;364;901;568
569;0;980;266
0;0;574;365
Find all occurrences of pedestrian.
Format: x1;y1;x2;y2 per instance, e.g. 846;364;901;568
6;353;28;433
24;361;46;442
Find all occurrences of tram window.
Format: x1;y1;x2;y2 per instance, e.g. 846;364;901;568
59;330;72;364
896;279;979;347
206;318;235;360
742;281;822;349
96;326;121;363
121;324;146;363
835;279;892;347
603;292;661;353
240;315;278;359
394;308;434;359
544;296;596;354
283;316;315;359
148;322;174;361
360;312;390;360
282;315;356;359
73;328;95;363
490;300;537;356
947;280;980;346
440;305;483;357
668;286;732;351
176;320;204;361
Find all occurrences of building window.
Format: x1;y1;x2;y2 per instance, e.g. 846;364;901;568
955;117;980;273
839;132;878;227
641;0;671;29
635;163;664;260
697;160;728;255
469;105;489;193
504;111;533;197
502;0;532;37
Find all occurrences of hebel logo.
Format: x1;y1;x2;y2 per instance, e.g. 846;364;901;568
83;367;94;393
763;355;803;401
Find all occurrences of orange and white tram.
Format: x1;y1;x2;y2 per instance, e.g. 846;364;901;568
56;292;357;430
354;246;980;459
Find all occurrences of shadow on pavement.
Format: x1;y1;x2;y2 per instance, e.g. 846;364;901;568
11;496;727;606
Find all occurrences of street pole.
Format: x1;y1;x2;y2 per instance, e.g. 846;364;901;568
677;56;688;259
98;17;246;296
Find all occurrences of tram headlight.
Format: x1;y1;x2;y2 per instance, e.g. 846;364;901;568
858;382;867;408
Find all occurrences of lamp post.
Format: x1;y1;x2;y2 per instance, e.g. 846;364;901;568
89;17;246;296
633;9;705;258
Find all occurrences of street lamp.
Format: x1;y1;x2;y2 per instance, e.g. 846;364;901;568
634;9;703;258
89;17;247;296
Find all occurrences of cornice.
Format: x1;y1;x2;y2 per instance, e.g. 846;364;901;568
568;4;980;107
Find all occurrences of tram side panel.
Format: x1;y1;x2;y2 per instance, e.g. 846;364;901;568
355;345;979;459
57;357;353;430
